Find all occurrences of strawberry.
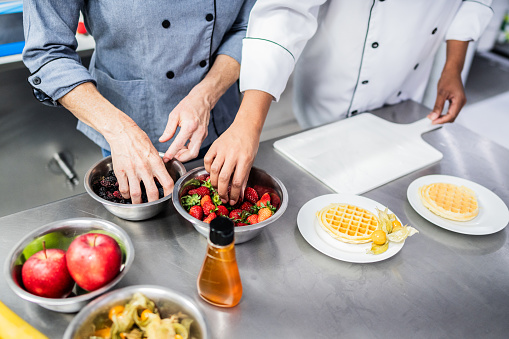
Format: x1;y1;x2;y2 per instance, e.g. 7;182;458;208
202;201;215;216
181;185;197;196
200;195;212;207
181;194;201;210
235;222;248;226
253;185;271;198
257;207;273;222
256;193;271;207
244;187;258;204
189;205;204;220
216;205;229;217
269;192;281;209
196;174;210;183
203;212;217;224
247;214;259;225
229;209;242;220
240;201;253;212
188;186;210;197
202;178;217;195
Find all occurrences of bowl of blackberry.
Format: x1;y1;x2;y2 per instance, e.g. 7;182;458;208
85;154;186;221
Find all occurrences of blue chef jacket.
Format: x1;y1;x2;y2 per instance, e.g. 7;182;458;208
22;0;255;152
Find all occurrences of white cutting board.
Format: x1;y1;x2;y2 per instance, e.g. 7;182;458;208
273;113;443;194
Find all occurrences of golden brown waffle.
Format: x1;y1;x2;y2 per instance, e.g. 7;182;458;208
316;203;378;244
419;183;478;221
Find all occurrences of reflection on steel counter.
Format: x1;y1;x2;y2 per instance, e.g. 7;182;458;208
50;152;79;186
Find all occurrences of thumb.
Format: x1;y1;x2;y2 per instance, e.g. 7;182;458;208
429;92;447;122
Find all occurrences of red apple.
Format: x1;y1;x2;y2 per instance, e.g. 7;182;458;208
21;246;74;298
66;233;122;291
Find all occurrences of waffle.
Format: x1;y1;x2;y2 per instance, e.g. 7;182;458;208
419;183;478;221
316;203;378;244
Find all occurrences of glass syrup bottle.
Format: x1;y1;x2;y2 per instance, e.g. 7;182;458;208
197;217;242;307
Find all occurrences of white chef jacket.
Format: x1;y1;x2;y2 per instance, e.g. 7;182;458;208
240;0;493;128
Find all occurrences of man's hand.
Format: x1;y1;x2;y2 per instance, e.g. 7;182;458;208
108;119;174;204
428;40;469;125
159;86;211;163
428;68;466;124
160;55;241;163
204;119;258;205
204;90;273;205
58;82;174;204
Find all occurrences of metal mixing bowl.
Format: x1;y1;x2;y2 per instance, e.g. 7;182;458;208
84;154;186;221
63;285;208;339
4;218;135;313
173;166;288;244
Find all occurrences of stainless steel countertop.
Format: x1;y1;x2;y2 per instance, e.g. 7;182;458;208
1;100;508;338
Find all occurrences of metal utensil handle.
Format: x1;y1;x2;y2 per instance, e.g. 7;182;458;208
53;152;79;185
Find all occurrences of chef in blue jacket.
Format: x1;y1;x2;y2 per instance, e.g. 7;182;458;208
22;0;255;203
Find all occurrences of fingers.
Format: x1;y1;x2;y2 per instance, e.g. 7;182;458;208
203;146;217;178
115;169;131;200
113;152;173;204
204;143;229;202
127;175;143;204
203;144;251;205
206;146;224;191
153;158;174;198
428;89;466;125
155;171;174;198
429;90;447;123
175;127;206;163
163;127;192;162
217;159;236;204
433;96;465;124
229;160;250;205
159;112;179;144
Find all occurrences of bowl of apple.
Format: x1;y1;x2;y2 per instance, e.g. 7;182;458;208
4;217;134;313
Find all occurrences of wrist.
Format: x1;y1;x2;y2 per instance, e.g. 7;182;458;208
443;40;469;76
191;81;217;112
97;108;137;141
442;62;463;76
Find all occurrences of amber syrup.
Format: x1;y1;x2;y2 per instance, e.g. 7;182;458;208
197;217;242;307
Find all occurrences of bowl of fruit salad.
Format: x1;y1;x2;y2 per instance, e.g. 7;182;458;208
173;166;288;244
63;285;208;339
85;153;186;221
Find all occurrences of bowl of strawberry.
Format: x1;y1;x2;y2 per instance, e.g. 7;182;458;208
172;166;288;244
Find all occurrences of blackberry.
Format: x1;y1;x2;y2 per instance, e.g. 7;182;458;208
92;171;165;204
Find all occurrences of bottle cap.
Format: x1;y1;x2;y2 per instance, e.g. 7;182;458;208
209;217;234;246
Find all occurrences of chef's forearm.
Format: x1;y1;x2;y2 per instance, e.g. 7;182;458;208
58;82;136;141
194;54;240;110
233;89;273;135
443;40;469;75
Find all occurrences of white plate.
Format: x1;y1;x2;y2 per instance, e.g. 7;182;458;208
297;194;404;263
407;175;509;235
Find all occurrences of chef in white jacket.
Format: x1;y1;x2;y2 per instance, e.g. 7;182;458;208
204;0;493;205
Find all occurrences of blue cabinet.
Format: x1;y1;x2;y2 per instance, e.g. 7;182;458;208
0;1;24;57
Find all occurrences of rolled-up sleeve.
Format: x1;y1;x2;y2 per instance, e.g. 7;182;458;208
239;0;327;102
445;0;494;41
22;0;95;106
216;0;256;64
